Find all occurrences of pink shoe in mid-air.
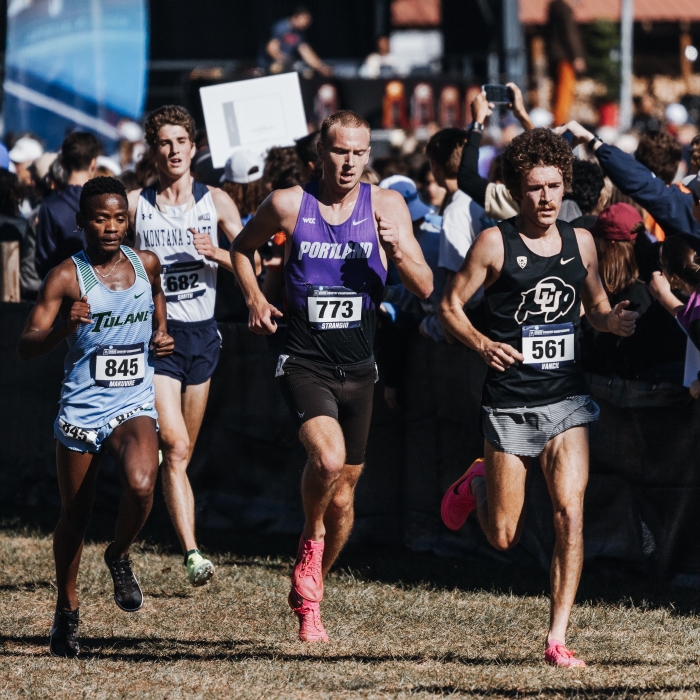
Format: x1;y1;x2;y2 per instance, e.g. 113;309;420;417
440;458;486;531
291;534;324;601
545;640;586;667
288;591;330;643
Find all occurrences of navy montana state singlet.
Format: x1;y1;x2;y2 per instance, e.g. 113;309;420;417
482;218;590;408
283;181;388;365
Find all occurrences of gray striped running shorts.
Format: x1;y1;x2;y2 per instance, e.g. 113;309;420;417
481;395;600;458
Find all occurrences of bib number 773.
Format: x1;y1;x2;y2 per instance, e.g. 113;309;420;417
307;286;362;330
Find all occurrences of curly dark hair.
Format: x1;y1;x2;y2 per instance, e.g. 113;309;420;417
264;146;302;190
567;159;605;215
79;176;127;214
634;130;681;185
144;105;195;149
690;134;700;172
502;128;573;200
221;180;266;218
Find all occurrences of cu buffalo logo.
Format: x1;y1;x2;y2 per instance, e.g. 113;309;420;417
515;276;576;324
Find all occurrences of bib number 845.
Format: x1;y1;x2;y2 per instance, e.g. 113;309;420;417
104;358;140;377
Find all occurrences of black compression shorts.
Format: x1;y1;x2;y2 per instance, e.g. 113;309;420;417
276;355;377;465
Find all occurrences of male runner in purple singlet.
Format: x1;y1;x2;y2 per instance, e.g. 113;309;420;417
232;111;433;642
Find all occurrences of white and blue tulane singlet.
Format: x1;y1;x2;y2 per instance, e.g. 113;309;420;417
133;181;219;323
59;246;155;428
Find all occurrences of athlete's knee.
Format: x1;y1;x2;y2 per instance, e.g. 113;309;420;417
329;484;355;515
312;447;346;479
124;470;157;503
488;523;520;551
553;505;583;543
161;435;190;465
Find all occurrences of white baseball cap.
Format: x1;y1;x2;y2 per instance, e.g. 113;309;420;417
221;149;264;184
9;136;43;165
379;175;431;222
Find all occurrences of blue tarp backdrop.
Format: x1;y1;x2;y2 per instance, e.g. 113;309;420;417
3;0;148;150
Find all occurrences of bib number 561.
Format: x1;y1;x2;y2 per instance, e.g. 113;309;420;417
531;338;566;360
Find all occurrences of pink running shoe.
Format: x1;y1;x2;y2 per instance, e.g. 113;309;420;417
288;591;330;643
545;640;586;667
440;458;486;531
291;535;324;602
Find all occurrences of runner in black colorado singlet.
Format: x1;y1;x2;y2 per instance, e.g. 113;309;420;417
231;111;432;643
438;128;637;667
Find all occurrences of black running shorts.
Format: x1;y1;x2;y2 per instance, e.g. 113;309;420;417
276;355;377;465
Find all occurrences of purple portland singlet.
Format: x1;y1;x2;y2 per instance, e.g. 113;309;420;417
283;181;388;365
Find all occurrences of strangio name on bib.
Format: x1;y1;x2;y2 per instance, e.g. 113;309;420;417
320;321;350;330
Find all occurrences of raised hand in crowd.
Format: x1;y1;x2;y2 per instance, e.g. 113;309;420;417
471;83;533;131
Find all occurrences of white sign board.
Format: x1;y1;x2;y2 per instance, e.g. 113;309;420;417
200;73;308;169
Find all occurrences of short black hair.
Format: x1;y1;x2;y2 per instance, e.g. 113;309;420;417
568;159;605;215
61;131;102;174
79;176;128;214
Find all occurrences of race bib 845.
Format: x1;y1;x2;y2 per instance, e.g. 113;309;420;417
94;344;146;387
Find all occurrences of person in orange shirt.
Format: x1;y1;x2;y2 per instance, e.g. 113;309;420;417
546;0;586;125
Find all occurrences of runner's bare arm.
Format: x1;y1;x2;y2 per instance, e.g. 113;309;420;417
17;262;89;360
231;188;302;335
191;187;244;274
439;227;524;371
372;187;433;299
577;228;638;337
137;249;174;357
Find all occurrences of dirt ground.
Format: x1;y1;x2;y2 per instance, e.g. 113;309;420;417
3;529;700;699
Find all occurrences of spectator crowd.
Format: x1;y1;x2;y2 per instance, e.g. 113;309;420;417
4;83;700;407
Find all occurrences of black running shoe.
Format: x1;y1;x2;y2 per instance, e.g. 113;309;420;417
49;608;80;658
104;544;143;612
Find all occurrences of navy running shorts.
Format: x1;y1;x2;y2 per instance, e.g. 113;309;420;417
154;318;221;388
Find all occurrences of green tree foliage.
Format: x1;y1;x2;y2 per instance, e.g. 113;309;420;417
583;20;621;101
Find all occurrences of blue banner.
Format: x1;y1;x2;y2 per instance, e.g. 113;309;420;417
3;0;148;150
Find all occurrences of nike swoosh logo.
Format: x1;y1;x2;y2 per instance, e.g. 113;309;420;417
134;291;145;298
560;257;575;265
352;218;368;226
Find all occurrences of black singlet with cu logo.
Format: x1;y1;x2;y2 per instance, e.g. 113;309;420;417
482;217;590;408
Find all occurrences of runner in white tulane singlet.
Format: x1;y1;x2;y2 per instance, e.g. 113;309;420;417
128;105;243;587
18;177;174;658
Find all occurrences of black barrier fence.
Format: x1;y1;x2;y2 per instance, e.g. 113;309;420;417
2;301;700;580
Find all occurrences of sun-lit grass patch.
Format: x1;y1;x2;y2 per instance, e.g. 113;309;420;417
2;529;700;698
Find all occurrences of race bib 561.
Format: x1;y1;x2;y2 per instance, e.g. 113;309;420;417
521;322;575;370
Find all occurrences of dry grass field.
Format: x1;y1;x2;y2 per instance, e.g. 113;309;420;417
3;528;700;699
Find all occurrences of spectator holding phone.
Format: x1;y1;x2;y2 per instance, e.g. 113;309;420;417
457;83;533;220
